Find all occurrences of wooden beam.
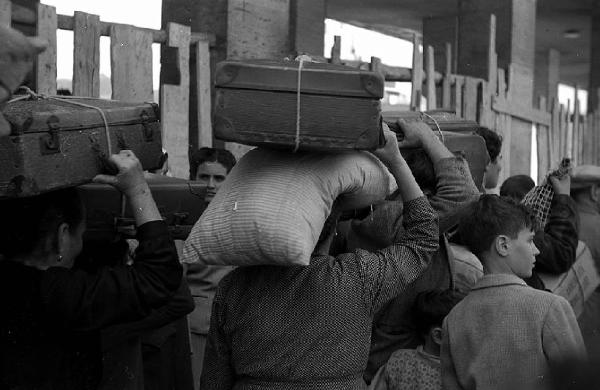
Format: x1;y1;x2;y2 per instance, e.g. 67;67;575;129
492;96;551;126
463;77;479;121
11;3;215;45
331;35;341;64
426;45;436;110
487;14;497;95
411;33;422;111
161;22;191;179
110;24;153;101
537;96;550;181
442;42;452;108
195;40;213;148
73;11;100;97
550;97;559;165
36;3;57;95
453;76;464;118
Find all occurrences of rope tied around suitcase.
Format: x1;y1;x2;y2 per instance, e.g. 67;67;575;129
8;86;114;156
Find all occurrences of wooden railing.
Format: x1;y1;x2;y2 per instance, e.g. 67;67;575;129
1;0;216;180
330;14;600;184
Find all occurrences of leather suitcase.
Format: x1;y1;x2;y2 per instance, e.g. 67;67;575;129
79;174;208;242
214;59;385;151
383;110;480;133
396;130;489;192
0;98;162;198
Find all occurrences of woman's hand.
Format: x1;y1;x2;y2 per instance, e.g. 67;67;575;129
93;150;149;196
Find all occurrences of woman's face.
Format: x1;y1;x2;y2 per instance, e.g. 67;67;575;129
195;161;228;202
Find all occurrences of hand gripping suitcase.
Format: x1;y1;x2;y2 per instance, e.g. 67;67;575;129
214;59;385;151
0;98;162;197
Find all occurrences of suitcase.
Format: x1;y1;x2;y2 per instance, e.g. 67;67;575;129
398;130;489;192
382;110;480;133
214;59;385;151
79;174;208;242
0;98;162;198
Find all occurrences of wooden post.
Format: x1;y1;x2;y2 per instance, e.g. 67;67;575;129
369;56;382;75
160;22;191;179
410;33;422;111
195;40;213;148
537;96;550;181
463;77;479;121
73;11;100;97
0;0;11;27
487;14;498;95
36;3;57;95
426;45;436;110
110;25;153;101
442;42;452;108
331;35;341;64
573;96;580;163
453;76;464;117
289;0;325;55
550;97;559;166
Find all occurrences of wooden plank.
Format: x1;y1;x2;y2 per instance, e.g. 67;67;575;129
565;100;572;159
160;22;190;179
331;35;341;64
492;97;551;126
369;56;382;75
410;33;422;111
549;97;559;166
507;62;534;104
496;113;513;183
110;24;153;101
0;0;11;27
509;118;533;176
73;11;100;97
478;80;492;127
195;40;213;148
442;42;452;108
36;3;57;95
463;77;479;121
453;76;464;117
12;4;215;46
426;45;436;110
558;103;567;158
537;96;550;182
573;93;580;165
497;68;507;99
487;14;497;94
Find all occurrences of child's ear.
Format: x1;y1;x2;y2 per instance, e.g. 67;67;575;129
494;235;510;257
431;326;443;346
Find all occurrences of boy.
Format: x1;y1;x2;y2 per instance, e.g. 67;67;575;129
371;290;462;390
441;195;586;390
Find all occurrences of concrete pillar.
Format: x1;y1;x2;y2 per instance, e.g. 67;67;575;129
589;6;600;111
534;49;560;104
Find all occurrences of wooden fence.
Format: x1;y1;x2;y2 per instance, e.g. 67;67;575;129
330;15;600;184
1;0;215;179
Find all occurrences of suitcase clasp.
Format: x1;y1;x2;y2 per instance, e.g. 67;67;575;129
140;111;154;142
40;115;61;155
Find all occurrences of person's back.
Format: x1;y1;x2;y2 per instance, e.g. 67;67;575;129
441;195;586;390
200;126;439;390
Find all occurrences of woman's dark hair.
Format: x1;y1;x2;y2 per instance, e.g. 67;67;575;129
457;195;535;259
0;188;85;258
189;147;237;179
414;289;463;336
474;127;502;163
499;175;535;201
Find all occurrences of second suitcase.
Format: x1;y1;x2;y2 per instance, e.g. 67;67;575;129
1;98;163;197
214;59;385;151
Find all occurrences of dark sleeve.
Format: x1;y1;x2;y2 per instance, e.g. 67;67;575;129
339;196;439;315
427;157;480;233
533;194;579;274
200;275;235;390
41;220;182;331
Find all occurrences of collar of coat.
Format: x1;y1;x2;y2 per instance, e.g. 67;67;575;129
471;273;528;290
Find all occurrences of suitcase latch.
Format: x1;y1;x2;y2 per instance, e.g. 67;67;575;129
40;115;61;155
140;111;154;142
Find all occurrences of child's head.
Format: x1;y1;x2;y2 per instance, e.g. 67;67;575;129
457;195;539;278
414;289;463;353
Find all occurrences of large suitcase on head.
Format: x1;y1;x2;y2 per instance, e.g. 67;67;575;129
214;59;385;151
0;98;162;198
79;174;208;242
